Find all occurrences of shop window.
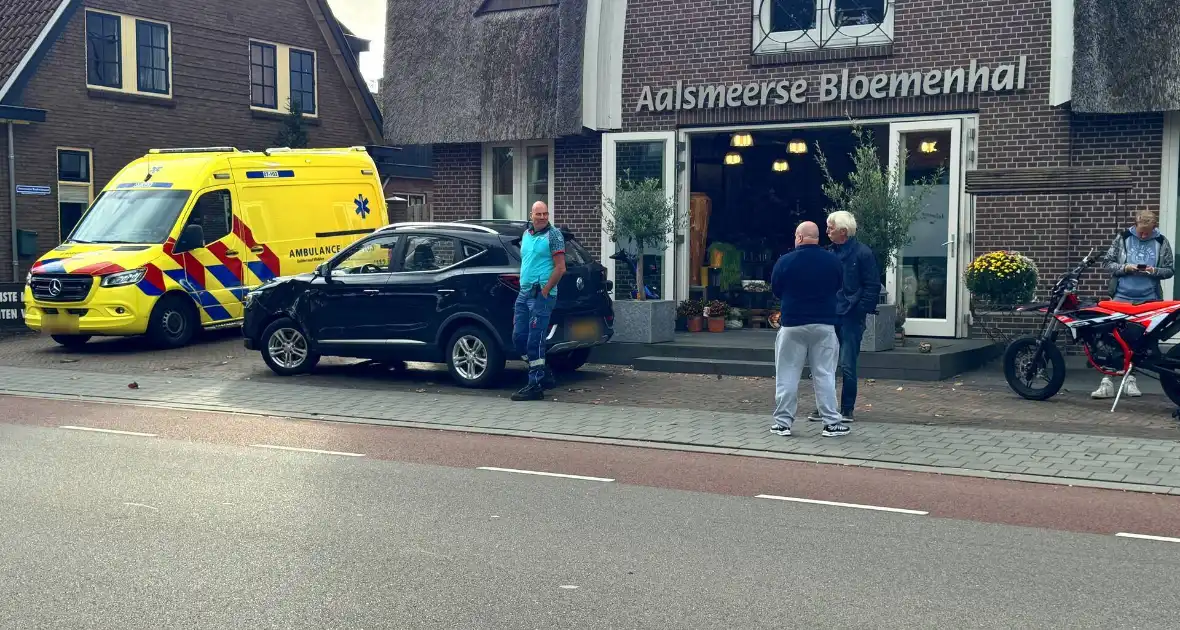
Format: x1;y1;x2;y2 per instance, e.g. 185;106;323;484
482;141;554;221
753;0;893;55
250;40;318;117
57;149;93;241
86;10;171;97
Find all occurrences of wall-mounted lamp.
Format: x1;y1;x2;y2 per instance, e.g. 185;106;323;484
724;152;742;166
788;140;807;154
919;140;938;153
772;159;789;172
730;133;753;148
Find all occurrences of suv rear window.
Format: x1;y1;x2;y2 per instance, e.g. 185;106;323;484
504;232;592;265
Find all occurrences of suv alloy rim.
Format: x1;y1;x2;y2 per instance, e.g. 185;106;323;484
452;334;488;381
268;328;309;369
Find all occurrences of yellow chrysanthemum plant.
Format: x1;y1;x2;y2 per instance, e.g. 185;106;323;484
965;251;1039;307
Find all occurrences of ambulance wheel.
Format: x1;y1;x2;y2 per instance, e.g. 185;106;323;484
261;318;319;376
51;335;91;349
147;294;197;349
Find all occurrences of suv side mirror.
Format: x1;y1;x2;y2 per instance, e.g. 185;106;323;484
175;224;204;253
315;262;332;280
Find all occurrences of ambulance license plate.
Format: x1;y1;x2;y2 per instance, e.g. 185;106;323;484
42;314;81;335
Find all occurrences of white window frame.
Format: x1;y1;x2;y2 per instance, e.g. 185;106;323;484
752;0;894;55
481;139;556;221
249;39;319;118
84;9;173;99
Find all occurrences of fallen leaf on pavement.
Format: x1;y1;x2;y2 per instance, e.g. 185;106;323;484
59;359;77;364
128;382;139;389
415;388;426;393
896;387;904;391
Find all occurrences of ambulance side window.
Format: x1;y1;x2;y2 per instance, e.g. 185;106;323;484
186;189;232;246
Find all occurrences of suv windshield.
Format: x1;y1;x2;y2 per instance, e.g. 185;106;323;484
67;189;192;245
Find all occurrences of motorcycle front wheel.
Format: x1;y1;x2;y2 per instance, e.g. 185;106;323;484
1003;336;1066;401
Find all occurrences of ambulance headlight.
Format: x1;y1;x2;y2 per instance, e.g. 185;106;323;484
101;268;147;287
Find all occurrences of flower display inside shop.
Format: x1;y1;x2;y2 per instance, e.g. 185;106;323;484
965;250;1038;305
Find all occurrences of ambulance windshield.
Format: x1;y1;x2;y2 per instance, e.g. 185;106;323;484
67;189;192;245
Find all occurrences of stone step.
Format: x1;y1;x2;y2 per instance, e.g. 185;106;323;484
632;356;778;378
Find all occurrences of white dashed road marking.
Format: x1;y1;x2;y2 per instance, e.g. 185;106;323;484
60;425;157;437
1116;532;1180;543
756;494;928;515
477;467;615;483
250;444;366;457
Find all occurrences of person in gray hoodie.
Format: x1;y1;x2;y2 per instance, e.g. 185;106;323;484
1093;209;1175;399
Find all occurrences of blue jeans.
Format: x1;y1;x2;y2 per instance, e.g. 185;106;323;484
512;287;556;387
835;315;865;416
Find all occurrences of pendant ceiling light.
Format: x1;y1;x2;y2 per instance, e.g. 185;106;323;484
730;132;753;148
787;140;807;154
724;151;742;166
919;140;938;153
772;159;789;172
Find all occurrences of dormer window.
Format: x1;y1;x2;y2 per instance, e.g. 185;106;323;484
475;0;558;15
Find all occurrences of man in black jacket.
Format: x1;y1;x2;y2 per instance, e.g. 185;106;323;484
769;221;850;438
805;210;879;423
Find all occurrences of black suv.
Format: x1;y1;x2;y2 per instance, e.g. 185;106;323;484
242;220;614;387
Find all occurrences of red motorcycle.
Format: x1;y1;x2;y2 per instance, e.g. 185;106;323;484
1003;248;1180;409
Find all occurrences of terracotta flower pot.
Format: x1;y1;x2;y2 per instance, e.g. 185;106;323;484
707;317;725;333
687;317;704;332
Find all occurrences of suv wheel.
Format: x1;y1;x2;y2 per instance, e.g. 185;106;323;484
261;318;320;376
548;348;591;373
446;326;504;388
146;294;197;349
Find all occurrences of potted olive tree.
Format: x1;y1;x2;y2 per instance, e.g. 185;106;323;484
602;177;685;343
816;126;942;352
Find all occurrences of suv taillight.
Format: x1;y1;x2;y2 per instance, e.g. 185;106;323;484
499;274;520;291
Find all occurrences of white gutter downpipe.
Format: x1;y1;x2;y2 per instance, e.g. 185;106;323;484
7;122;17;282
1049;0;1074;106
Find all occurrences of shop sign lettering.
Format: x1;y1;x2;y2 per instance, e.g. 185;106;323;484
635;57;1027;113
0;284;24;329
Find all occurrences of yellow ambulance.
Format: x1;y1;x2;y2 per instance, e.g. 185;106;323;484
24;146;388;348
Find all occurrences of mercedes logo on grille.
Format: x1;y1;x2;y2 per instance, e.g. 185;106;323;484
576;277;584;291
47;279;62;297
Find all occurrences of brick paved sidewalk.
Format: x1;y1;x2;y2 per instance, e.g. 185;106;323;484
2;366;1179;495
1;332;1179;440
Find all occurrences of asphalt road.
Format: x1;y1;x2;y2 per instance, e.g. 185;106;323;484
1;400;1179;629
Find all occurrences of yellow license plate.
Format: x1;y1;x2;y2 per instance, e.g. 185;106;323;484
570;319;599;341
42;314;81;334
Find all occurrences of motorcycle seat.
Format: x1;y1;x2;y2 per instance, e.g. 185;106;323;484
1097;300;1180;315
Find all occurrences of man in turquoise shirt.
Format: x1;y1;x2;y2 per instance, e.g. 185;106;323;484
512;201;567;401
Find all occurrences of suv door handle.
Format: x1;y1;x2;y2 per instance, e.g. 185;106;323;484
437;289;454;294
363;289;380;295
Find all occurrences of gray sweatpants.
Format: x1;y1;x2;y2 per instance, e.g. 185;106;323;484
773;323;842;428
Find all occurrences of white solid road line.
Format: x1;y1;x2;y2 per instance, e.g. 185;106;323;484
250;444;366;457
477;466;615;483
59;425;157;437
756;494;928;515
1116;532;1180;543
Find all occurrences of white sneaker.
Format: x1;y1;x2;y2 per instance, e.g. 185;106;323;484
1125;375;1142;397
1091;376;1114;399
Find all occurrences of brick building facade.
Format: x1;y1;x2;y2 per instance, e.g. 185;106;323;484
0;0;431;284
386;0;1179;339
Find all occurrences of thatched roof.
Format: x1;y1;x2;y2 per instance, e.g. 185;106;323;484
382;0;586;145
1072;0;1180;113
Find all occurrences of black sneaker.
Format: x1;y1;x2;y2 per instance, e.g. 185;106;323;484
841;413;854;423
770;424;792;436
822;423;850;438
806;411;822;422
511;384;544;401
541;368;556;390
